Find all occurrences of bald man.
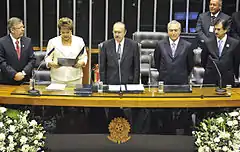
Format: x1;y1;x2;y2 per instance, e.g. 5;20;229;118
100;22;140;85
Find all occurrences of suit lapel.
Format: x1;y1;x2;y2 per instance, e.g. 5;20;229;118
220;38;230;57
120;39;129;64
206;12;212;27
163;40;173;59
208;37;219;58
20;38;25;60
7;35;19;60
173;39;184;59
110;40;119;65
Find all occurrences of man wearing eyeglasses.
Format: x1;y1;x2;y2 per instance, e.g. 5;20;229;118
0;17;35;85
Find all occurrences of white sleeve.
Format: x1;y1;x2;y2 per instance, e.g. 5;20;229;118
45;39;55;68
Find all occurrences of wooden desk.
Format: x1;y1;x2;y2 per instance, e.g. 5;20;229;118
0;85;240;108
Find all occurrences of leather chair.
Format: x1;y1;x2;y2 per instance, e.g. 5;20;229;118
132;32;168;85
191;47;205;85
33;51;51;82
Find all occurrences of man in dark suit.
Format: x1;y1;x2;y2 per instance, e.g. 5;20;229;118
154;20;194;85
91;22;140;133
153;20;194;135
196;0;231;43
201;19;239;87
230;11;240;40
100;22;140;85
0;17;35;85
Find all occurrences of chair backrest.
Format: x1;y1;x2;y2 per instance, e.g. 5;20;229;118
133;31;168;65
34;51;47;70
192;47;205;85
33;51;51;81
132;32;168;84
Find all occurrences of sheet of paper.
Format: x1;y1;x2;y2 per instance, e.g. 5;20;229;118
126;84;144;91
46;83;66;91
108;85;126;91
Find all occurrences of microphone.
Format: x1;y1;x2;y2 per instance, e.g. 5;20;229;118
117;52;123;96
208;55;226;95
28;48;55;96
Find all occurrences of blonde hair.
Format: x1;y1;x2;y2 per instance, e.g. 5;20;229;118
58;17;73;30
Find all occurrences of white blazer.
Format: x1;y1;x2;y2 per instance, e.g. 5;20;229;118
45;35;87;83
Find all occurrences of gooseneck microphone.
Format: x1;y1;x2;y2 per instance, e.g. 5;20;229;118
28;48;55;96
208;55;226;94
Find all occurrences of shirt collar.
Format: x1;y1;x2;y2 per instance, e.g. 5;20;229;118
10;34;20;44
211;11;220;18
115;38;125;46
169;37;180;46
217;34;227;43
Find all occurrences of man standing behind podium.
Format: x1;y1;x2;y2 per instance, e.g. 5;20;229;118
98;22;140;132
201;19;239;87
196;0;231;43
154;20;194;85
100;22;140;85
0;17;35;85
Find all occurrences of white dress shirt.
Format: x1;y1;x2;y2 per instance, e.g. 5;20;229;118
169;37;180;57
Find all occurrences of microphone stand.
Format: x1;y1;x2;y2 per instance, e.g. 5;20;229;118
209;56;226;95
118;58;123;97
28;48;55;96
28;61;45;96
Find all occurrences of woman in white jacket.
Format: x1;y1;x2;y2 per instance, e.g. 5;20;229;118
45;17;87;85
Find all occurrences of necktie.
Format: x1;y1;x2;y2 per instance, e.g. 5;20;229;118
117;43;121;60
211;16;216;25
218;40;223;57
15;40;21;60
171;43;176;57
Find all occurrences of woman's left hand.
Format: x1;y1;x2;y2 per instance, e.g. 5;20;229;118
73;61;85;68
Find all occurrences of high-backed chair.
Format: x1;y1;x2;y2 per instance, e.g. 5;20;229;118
132;32;168;85
191;47;205;85
33;51;51;82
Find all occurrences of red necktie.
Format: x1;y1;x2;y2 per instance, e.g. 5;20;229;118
15;40;21;60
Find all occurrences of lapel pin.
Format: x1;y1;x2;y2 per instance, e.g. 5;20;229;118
22;45;24;48
226;44;230;48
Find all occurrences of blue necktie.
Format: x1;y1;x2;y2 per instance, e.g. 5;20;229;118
218;40;223;57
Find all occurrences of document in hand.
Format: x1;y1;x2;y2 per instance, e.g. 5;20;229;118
46;83;66;91
58;58;76;66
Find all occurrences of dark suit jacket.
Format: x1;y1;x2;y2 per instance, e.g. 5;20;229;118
201;36;239;87
0;35;36;85
196;11;231;42
154;38;194;85
100;38;140;85
230;11;240;40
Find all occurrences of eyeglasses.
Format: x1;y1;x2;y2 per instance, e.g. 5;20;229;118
13;25;25;30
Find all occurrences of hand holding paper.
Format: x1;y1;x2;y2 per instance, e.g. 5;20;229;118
48;62;60;68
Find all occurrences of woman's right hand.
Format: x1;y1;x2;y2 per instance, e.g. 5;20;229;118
48;62;60;68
